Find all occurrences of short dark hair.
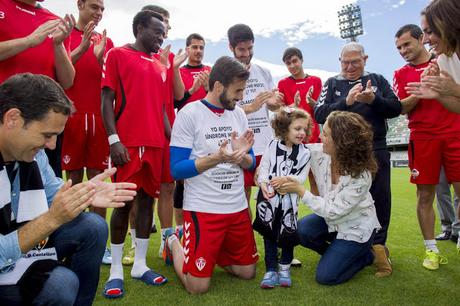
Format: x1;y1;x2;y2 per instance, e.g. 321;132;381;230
208;56;250;91
395;24;423;39
142;4;169;18
227;24;254;48
132;10;163;37
186;33;205;47
0;73;73;124
282;47;303;63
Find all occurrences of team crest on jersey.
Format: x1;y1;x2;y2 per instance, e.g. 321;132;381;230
62;155;71;164
195;257;206;271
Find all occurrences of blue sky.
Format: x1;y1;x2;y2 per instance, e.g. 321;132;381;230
48;0;430;83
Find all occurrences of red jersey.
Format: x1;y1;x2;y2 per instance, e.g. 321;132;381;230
65;28;114;114
0;0;71;83
277;75;322;143
180;64;212;104
102;45;167;148
154;50;176;126
393;61;460;140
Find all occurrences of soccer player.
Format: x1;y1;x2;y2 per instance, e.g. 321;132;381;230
227;23;282;209
0;0;76;177
141;5;187;259
315;42;402;277
393;24;460;270
175;33;211;110
101;10;170;298
278;47;322;143
61;0;114;264
173;32;211;233
165;56;258;294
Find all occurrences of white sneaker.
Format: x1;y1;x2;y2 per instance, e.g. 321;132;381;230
102;248;112;265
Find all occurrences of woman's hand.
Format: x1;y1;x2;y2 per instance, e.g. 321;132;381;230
275;177;306;197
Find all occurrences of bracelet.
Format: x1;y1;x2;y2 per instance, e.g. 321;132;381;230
108;134;120;145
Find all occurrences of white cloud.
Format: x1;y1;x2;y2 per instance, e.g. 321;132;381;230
44;0;358;46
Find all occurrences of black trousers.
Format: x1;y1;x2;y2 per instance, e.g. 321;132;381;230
370;149;391;245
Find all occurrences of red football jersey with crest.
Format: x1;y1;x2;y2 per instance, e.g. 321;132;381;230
102;45;167;148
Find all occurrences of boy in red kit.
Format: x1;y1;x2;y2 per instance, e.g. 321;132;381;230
61;0;114;264
278;47;322;143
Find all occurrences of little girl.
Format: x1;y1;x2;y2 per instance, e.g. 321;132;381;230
253;107;312;289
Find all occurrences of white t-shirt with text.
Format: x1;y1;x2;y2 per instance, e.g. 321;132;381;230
237;63;275;155
171;101;249;214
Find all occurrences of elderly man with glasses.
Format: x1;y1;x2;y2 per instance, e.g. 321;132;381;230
314;42;402;278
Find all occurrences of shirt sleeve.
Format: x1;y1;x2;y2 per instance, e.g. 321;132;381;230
36;150;63;206
392;70;409;100
314;78;349;124
369;74;402;118
257;141;273;184
301;172;372;222
0;231;22;273
170;106;195;148
101;48;118;91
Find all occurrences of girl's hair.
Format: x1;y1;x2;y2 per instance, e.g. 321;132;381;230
424;0;460;57
326;111;378;178
271;107;312;142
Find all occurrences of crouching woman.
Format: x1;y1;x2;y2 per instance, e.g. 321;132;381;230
276;111;381;285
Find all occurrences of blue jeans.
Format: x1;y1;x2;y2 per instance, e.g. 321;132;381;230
297;214;374;285
0;212;108;306
263;238;294;272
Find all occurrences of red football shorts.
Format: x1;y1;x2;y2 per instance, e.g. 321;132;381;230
182;209;259;278
113;147;163;198
61;113;109;171
243;155;262;187
408;137;460;184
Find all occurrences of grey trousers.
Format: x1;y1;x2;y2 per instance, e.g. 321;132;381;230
436;167;460;236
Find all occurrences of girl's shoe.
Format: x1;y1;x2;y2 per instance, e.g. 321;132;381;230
260;271;279;289
278;269;292;287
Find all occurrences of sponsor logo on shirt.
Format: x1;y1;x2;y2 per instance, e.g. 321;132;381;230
140;55;154;62
295;81;306;85
16;5;36;15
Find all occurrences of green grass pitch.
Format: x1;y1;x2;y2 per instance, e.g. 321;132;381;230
93;168;460;306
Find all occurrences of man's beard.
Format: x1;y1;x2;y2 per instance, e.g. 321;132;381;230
219;89;236;110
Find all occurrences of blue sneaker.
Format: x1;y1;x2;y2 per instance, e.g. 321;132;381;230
102;248;112;265
260;271;279;289
278;269;292;287
159;227;174;258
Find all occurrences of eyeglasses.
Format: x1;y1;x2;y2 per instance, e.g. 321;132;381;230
340;59;363;67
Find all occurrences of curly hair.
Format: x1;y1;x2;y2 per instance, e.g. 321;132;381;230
326;111;378;178
271;107;312;143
